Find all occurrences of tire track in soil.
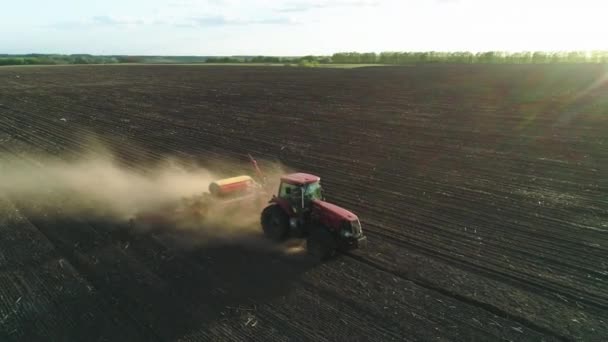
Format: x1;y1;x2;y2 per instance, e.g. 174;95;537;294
0;137;410;341
4;92;604;282
98;223;408;342
0;108;543;342
342;251;568;341
0;144;165;342
283;156;608;310
300;260;530;342
358;218;608;311
0;105;592;342
4;136;562;341
2;63;601;340
361;225;608;310
0;167;158;340
0;142;238;341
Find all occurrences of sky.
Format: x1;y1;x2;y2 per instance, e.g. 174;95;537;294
1;0;607;55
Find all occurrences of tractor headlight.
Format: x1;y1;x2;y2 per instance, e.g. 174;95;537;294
341;220;362;238
350;219;362;237
341;221;353;237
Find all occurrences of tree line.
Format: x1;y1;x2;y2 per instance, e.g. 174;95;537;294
0;54;216;66
201;51;608;64
2;51;608;66
0;54;122;66
0;54;329;66
331;51;608;64
204;55;331;65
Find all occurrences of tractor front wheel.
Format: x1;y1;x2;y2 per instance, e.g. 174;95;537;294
261;205;289;241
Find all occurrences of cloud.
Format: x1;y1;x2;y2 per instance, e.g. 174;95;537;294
277;0;379;13
189;16;295;27
91;16;146;26
169;0;225;7
49;13;293;30
48;16;155;29
192;16;228;26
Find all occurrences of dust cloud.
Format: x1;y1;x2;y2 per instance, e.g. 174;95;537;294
0;151;217;219
0;147;297;251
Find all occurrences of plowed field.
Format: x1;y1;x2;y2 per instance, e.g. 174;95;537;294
0;64;606;341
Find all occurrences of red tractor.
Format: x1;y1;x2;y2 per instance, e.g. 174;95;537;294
261;172;367;260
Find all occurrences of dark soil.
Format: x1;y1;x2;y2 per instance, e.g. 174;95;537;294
0;64;607;341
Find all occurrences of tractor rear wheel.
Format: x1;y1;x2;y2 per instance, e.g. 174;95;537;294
261;205;289;241
306;229;335;262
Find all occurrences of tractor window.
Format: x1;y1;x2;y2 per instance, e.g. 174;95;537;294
279;182;299;198
304;181;323;201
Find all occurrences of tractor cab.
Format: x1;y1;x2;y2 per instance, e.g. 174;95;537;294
277;173;324;212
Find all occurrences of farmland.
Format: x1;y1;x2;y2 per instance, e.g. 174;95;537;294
0;64;606;341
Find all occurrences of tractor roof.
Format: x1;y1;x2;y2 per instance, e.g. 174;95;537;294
281;173;320;185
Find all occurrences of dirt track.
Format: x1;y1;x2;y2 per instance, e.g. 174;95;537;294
0;64;606;341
